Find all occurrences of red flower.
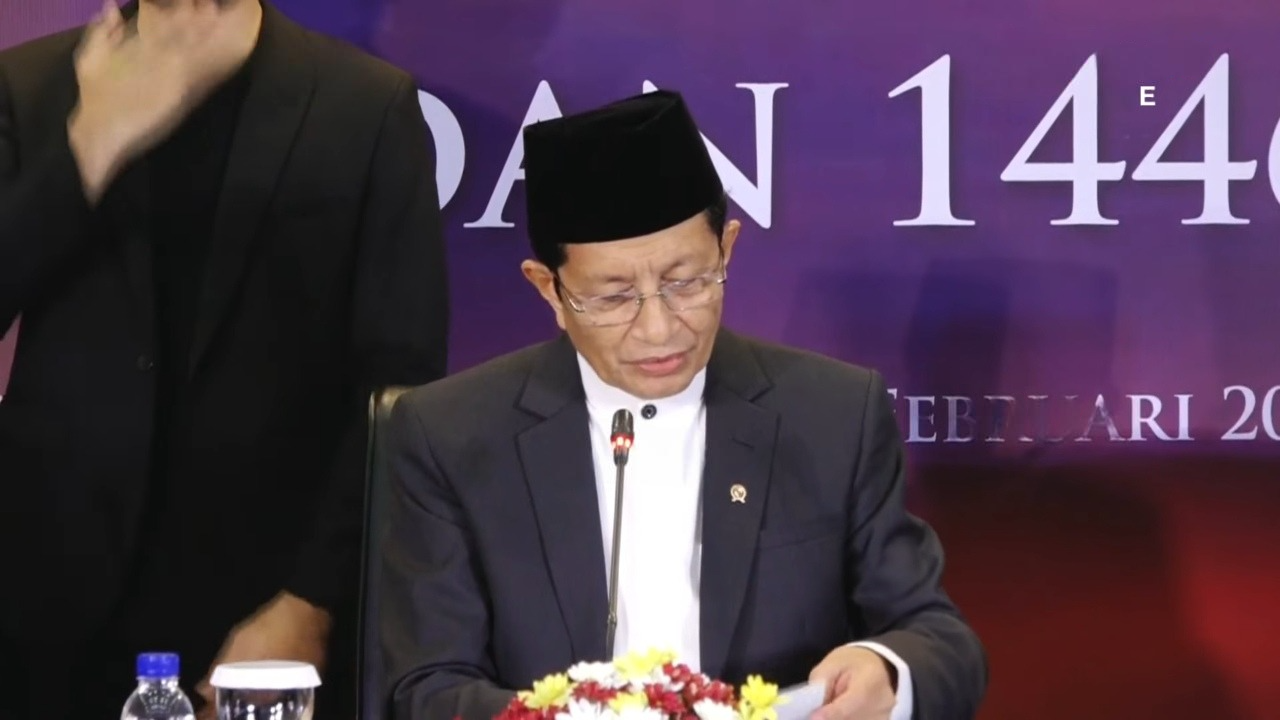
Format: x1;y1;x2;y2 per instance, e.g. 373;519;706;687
493;697;525;720
644;684;688;715
520;708;556;720
681;677;705;704
665;661;696;681
694;679;737;705
573;681;619;705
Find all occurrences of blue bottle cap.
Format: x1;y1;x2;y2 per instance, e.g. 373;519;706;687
136;652;180;679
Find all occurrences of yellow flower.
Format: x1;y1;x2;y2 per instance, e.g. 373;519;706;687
518;673;573;709
613;648;676;681
608;691;649;713
737;675;785;720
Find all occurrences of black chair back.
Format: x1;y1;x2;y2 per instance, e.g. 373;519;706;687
356;386;412;720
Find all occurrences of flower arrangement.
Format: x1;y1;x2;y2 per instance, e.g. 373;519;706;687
494;649;785;720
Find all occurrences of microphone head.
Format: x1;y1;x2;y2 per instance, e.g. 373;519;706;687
610;408;634;463
611;408;634;438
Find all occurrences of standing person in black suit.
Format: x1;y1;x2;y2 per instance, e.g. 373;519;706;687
378;90;985;720
0;1;449;718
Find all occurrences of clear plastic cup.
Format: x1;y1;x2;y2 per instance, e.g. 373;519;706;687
209;660;321;720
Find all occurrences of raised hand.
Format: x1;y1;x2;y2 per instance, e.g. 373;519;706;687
67;0;260;202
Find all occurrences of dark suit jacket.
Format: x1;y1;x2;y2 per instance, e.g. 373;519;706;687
380;330;986;720
0;1;448;711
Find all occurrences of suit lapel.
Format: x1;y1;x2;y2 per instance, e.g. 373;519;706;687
188;2;315;377
699;330;779;679
515;336;610;663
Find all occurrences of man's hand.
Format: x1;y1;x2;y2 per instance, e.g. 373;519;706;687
68;0;260;203
807;646;898;720
194;592;331;720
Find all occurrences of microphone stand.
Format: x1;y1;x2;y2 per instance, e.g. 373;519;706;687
605;455;626;659
605;409;634;659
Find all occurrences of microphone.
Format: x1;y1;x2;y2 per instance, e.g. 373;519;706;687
605;408;634;659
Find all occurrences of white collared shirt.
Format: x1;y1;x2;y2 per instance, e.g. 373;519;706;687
578;353;707;668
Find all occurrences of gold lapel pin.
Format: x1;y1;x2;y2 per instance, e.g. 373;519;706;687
730;484;747;503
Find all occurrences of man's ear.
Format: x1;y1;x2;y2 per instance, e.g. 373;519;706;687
521;259;567;329
720;219;741;267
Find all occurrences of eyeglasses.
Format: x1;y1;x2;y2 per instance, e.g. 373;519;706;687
557;264;727;327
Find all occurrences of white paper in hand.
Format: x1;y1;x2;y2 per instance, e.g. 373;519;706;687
775;679;826;720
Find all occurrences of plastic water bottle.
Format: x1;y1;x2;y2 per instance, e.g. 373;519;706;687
120;652;196;720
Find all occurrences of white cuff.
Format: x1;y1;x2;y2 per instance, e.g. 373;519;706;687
847;641;913;720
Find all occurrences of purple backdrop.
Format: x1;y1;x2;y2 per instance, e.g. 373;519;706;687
3;1;1280;717
327;0;1280;461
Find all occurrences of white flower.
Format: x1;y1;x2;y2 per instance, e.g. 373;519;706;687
567;661;627;688
693;699;740;720
615;707;665;720
555;699;613;720
618;667;668;690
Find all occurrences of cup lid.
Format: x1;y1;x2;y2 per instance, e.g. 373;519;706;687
210;661;322;690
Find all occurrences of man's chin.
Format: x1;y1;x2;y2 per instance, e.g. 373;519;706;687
621;370;696;400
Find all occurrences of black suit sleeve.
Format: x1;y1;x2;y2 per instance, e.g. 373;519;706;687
284;72;450;615
0;64;97;333
380;397;517;720
846;371;988;720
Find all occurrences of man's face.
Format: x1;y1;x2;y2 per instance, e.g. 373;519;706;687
523;212;741;400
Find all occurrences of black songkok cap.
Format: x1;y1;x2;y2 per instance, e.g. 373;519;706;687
522;89;724;257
